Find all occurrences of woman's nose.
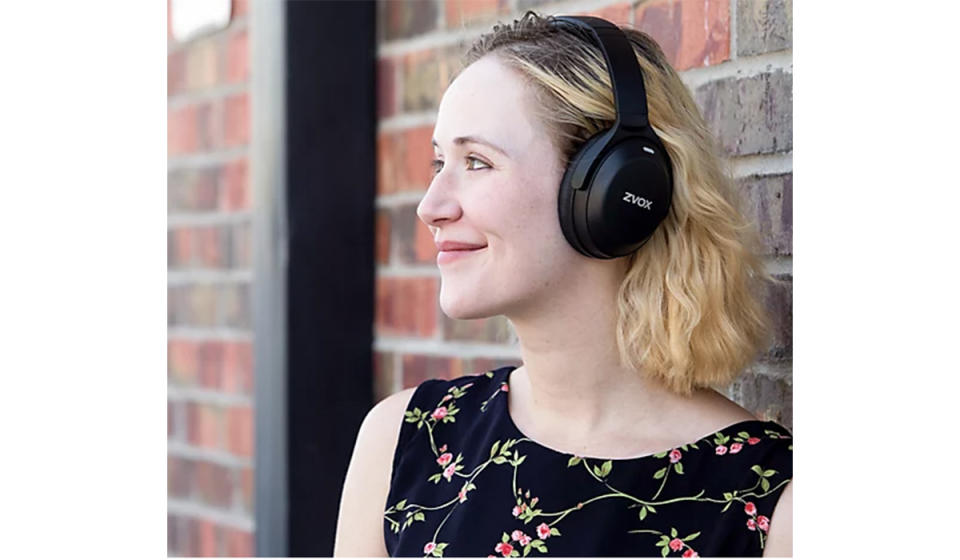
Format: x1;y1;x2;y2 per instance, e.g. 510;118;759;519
416;178;462;230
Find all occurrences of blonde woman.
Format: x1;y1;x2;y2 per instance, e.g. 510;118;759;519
336;11;792;558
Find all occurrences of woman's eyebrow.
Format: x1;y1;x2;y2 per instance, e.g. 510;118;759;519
431;135;509;157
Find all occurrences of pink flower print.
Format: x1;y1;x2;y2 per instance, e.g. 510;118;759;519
746;518;757;531
536;522;551;539
518;533;532;546
682;550;699;558
512;504;525;517
439;444;447;453
495;542;513;557
747;437;761;445
443;464;456;481
757;515;770;532
715;445;728;455
488;556;496;558
437;452;453;467
431;406;448;420
530;496;539;506
669;449;682;463
511;530;523;542
729;442;743;454
744;501;757;516
669;538;684;552
442;394;452;402
462;382;473;389
424;542;436;554
458;489;467;503
500;382;509;392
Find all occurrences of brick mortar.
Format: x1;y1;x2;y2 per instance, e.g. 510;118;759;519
167;269;253;285
168;147;249;171
167;497;255;531
168;210;251;226
168;327;253;341
168;83;249;110
167;16;248;56
169;440;253;470
168;385;254;407
679;49;792;90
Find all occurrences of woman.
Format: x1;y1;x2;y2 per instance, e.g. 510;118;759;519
336;11;792;558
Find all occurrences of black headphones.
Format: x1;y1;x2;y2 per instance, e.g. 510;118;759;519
549;15;674;259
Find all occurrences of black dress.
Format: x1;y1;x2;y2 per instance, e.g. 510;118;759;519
384;365;793;557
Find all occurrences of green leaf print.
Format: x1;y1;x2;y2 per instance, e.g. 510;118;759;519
396;499;407;510
674;462;684;475
763;469;777;477
600;460;612;477
656;536;669;547
550;527;560;536
653;451;668;459
661;545;669;557
761;478;770;492
502;532;510;543
567;456;581;467
492;456;507;464
751;465;764;476
490;441;500;458
671;528;677;538
639;506;647;520
683;532;700;541
653;467;667;480
738;431;751;439
414;512;425;521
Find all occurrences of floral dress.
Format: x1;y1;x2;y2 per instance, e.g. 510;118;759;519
384;365;793;557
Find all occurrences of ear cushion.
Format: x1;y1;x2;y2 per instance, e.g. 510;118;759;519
557;133;606;256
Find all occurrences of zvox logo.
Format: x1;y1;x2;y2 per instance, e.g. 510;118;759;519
623;191;653;210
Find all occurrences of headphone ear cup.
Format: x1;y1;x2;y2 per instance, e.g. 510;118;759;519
558;133;605;257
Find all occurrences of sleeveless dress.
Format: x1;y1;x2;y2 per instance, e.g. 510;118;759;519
384;365;793;558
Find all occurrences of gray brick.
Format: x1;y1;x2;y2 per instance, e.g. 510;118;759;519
695;69;792;156
381;0;438;42
737;0;792;56
738;173;792;256
730;370;792;430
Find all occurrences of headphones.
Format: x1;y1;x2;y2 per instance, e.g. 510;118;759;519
549;15;674;259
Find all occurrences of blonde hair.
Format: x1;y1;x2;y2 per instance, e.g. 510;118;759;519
461;11;785;397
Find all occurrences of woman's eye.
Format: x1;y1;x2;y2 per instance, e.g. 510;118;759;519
430;156;491;176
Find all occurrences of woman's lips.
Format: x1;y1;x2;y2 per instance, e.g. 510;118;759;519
437;246;486;265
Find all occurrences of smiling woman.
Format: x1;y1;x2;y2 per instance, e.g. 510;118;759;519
337;9;792;558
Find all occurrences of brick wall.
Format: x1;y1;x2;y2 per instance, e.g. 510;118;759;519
167;0;255;556
374;0;793;427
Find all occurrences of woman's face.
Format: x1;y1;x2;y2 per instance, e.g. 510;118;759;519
417;55;582;321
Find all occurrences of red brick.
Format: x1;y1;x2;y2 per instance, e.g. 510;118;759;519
226;30;248;83
196;99;224;152
220;159;249;211
198;340;225;389
232;0;248;19
444;0;509;29
168;105;198;156
170;227;194;268
168;339;199;384
634;0;730;71
225;529;254;557
375;276;439;337
168;456;191;498
197;519;218;557
227;406;254;457
194;461;234;508
401;354;462;388
376;125;435;196
168;50;186;96
195;227;221;268
376;210;391;265
240;467;254;513
224;93;249;147
378;57;397;119
186;38;221;90
579;4;632;26
222;341;253;394
413;209;436;263
188;403;223;449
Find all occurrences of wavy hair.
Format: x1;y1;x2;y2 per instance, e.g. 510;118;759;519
459;11;784;397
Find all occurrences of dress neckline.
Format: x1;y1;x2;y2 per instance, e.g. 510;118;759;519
494;364;774;463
